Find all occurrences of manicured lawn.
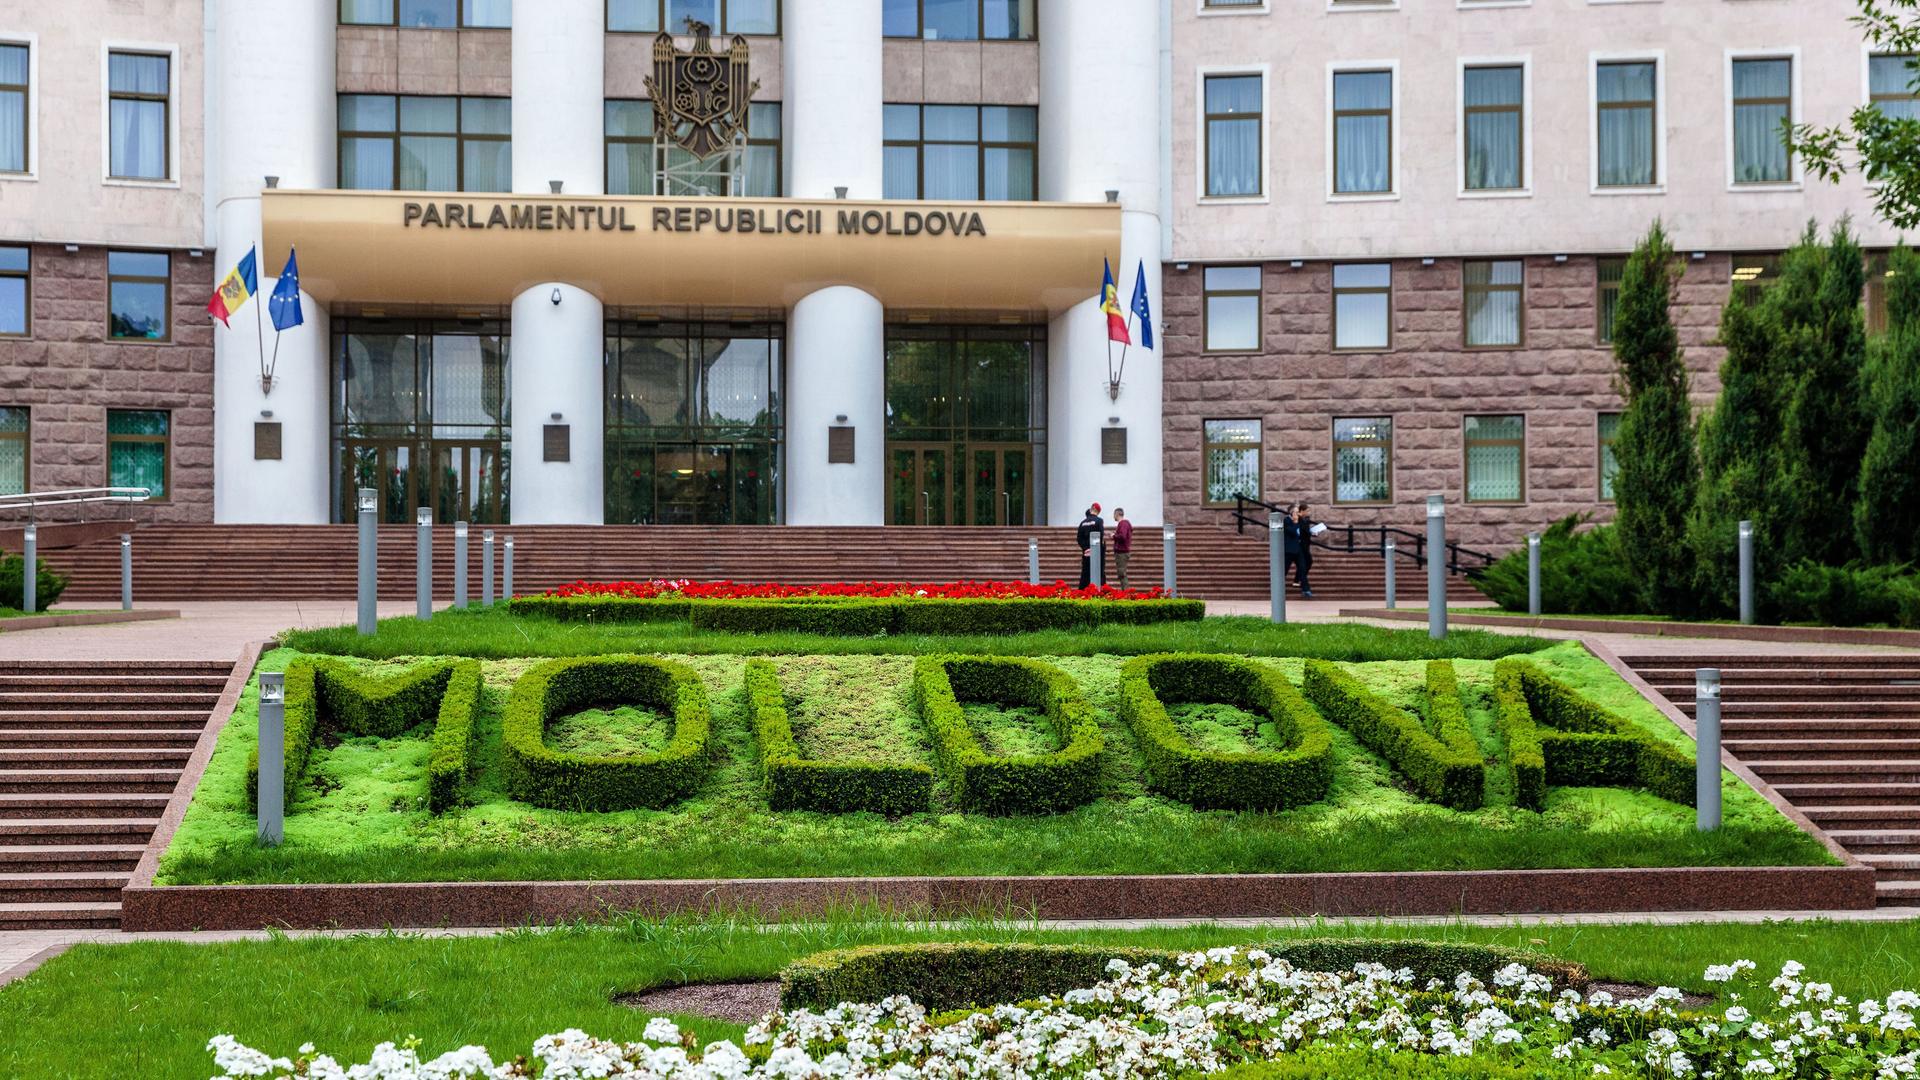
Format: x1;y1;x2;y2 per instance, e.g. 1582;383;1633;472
3;912;1918;1078
156;640;1831;886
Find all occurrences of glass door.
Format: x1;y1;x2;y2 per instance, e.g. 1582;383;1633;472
342;438;426;524
966;444;1030;525
888;443;950;525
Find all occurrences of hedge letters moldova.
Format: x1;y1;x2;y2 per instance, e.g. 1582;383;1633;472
910;655;1103;814
1300;659;1486;811
744;658;935;815
500;655;712;812
508;594;1205;635
1493;658;1696;810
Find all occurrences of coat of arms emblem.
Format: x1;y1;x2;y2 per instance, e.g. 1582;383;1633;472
645;21;760;162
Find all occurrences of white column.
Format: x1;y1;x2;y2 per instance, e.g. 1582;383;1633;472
786;287;885;525
784;0;883;198
512;0;605;196
1040;0;1164;526
210;0;334;523
510;284;606;524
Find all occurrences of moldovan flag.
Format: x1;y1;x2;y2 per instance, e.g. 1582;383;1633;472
1100;259;1131;345
207;246;258;327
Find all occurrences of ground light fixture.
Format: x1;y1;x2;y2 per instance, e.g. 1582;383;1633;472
356;487;378;635
256;671;286;846
1426;494;1447;641
416;507;434;621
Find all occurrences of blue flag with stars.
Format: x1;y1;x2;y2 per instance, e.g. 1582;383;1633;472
268;248;304;332
1129;260;1155;351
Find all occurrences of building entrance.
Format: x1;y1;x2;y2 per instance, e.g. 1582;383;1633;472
339;438;507;525
889;441;1030;526
884;324;1044;526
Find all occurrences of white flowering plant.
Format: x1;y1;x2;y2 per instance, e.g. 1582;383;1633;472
207;948;1920;1079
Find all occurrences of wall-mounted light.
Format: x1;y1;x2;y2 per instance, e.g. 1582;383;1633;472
1104;189;1120;203
834;186;848;199
1553;254;1569;263
1692;251;1707;261
1289;260;1303;269
189;248;203;258
264;175;279;189
549;179;563;194
834;414;848;423
1175;262;1190;272
64;244;79;253
549;288;562;306
1421;257;1436;267
1108;416;1121;425
260;409;273;419
549;411;563;421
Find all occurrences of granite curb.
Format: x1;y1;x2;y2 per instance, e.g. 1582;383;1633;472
0;609;181;633
1341;609;1920;649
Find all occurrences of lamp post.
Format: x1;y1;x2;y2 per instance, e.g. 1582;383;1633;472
1163;525;1177;597
1027;537;1039;585
482;529;495;607
1738;520;1756;626
1268;512;1286;624
1527;532;1542;617
416;508;433;621
503;536;515;601
356;488;377;636
453;521;469;610
1384;540;1396;610
257;672;285;847
120;534;133;611
1089;531;1103;588
1426;495;1447;640
1696;668;1723;832
21;522;34;614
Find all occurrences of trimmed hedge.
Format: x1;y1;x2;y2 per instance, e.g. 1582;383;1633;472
744;658;935;815
692;599;896;636
506;596;691;623
1115;654;1333;811
1301;660;1486;811
910;656;1103;814
509;593;1206;635
245;659;321;812
425;661;485;812
500;655;712;812
778;938;1588;1011
1493;658;1695;811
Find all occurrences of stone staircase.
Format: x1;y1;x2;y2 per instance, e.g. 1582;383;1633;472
1627;654;1920;907
0;660;228;929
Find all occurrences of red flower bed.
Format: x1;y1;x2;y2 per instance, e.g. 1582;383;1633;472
544;579;1169;601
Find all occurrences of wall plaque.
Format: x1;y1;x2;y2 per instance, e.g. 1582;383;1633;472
254;421;283;461
1101;426;1128;465
543;423;571;463
827;425;856;465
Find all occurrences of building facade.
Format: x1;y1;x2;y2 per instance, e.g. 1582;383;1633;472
0;0;1906;542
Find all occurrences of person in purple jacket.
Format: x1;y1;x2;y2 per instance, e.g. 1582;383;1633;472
1111;507;1134;589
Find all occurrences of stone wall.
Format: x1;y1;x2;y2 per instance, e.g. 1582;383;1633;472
1160;253;1735;550
0;244;215;522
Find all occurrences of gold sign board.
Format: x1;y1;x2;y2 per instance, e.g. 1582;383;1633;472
261;190;1122;315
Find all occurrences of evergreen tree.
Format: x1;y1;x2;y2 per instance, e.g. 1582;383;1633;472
1688;275;1787;615
1856;244;1920;563
1608;222;1698;615
1776;223;1870;568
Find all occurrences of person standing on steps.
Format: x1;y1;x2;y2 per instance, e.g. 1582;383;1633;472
1282;503;1305;595
1112;507;1134;590
1076;503;1105;589
1293;501;1318;598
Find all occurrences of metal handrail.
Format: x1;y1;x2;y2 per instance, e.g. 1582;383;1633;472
0;487;153;515
1229;493;1498;577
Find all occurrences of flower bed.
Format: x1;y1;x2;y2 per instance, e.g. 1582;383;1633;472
545;579;1173;601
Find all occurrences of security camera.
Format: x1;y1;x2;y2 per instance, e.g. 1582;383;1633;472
549;288;562;306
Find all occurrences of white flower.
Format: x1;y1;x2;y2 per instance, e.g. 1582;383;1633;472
643;1017;683;1044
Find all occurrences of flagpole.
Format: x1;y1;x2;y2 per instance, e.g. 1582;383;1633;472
251;288;267;392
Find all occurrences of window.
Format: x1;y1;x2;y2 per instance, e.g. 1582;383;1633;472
0;42;25;174
882;0;1034;41
0;245;24;337
107;251;168;341
107;51;169;180
1464;259;1524;347
606;100;781;196
1869;252;1895;335
1203;0;1263;6
1464;414;1525;503
607;0;779;34
1333;69;1392;194
1463;65;1522;191
883;104;1036;201
340;0;511;26
1596;256;1626;344
1870;54;1918;121
1597;411;1621;502
0;407;24;496
1202;266;1261;352
1732;57;1792;184
1732;254;1782;302
1332;263;1391;350
1596;61;1656;187
107;409;169;501
338;95;511;192
1203;74;1262;197
1333;417;1391;505
1203;419;1261;506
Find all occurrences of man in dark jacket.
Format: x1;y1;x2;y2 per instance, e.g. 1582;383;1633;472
1077;503;1105;588
1292;502;1317;597
1282;504;1304;593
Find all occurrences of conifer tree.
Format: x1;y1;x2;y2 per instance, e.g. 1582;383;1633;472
1776;223;1870;568
1688;275;1787;615
1856;244;1920;564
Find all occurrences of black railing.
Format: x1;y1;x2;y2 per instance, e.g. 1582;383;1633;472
1229;494;1497;578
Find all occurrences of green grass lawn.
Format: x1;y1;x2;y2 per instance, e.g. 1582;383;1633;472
155;640;1831;886
3;912;1918;1078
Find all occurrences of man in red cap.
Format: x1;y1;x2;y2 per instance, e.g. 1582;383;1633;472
1076;502;1106;588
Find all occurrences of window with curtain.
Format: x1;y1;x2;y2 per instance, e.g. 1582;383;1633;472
108;52;168;180
1333;417;1391;505
882;0;1035;40
1203;266;1261;352
1203;419;1261;506
607;0;780;34
0;246;25;337
1204;74;1261;197
340;0;511;26
883;104;1036;201
1465;414;1525;503
1464;259;1524;347
1732;57;1792;184
1870;54;1919;120
1596;256;1626;344
1596;61;1656;187
0;43;25;174
1333;69;1392;194
107;409;170;501
1463;65;1522;191
1597;411;1621;501
338;94;511;191
107;251;169;342
1333;263;1391;350
0;406;24;496
605;100;781;196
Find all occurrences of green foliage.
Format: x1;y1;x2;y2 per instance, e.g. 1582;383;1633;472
909;656;1104;815
506;596;691;623
1300;660;1485;811
1772;561;1920;628
1213;1051;1591;1079
510;595;1206;636
1114;654;1333;811
1475;516;1641;615
0;549;68;612
1858;244;1920;563
690;598;898;636
425;662;485;813
245;659;321;811
744;658;934;816
315;661;460;739
1793;17;1920;229
499;656;712;812
1493;659;1695;811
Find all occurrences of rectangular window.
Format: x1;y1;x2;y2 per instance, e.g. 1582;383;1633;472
882;103;1036;201
107;250;169;342
0;42;25;174
341;0;512;26
0;245;25;337
1465;414;1525;503
1596;61;1656;187
1463;65;1522;191
1870;54;1918;121
607;0;779;33
1732;254;1783;302
1203;74;1262;197
1464;259;1524;348
107;51;169;180
1202;266;1261;352
1333;69;1392;194
1732;57;1792;184
882;0;1034;40
1332;262;1391;351
1333;416;1392;505
1596;256;1626;344
107;409;169;501
606;100;781;196
1203;419;1261;506
1597;411;1621;502
0;406;25;497
338;94;511;191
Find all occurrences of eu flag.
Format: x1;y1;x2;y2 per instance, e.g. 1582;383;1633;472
1130;260;1155;351
268;247;304;332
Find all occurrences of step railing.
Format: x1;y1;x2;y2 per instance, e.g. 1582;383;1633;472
1229;494;1497;578
0;487;152;519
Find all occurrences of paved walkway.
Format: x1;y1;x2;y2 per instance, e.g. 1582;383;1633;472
4;600;456;660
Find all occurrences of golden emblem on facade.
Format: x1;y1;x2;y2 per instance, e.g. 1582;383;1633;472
644;21;760;162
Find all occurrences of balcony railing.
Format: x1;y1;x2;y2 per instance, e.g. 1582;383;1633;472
1230;494;1496;577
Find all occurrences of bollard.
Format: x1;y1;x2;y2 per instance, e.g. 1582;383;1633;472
453;521;469;610
1090;532;1104;588
1384;540;1396;610
257;672;286;847
416;508;433;621
21;521;34;614
1426;495;1447;640
1163;525;1178;597
356;488;377;636
1527;532;1542;616
504;536;515;601
1695;668;1723;831
1738;520;1755;626
1028;537;1040;585
120;534;132;612
482;530;495;607
1268;511;1287;624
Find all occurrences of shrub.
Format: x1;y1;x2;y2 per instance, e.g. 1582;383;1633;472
692;598;897;636
506;596;691;623
744;658;934;816
1115;655;1333;811
1493;659;1694;811
1300;660;1485;811
425;661;485;812
910;656;1103;815
896;597;1204;635
1475;516;1641;616
314;661;457;738
0;549;68;612
512;593;1204;636
1857;244;1920;565
1772;561;1920;628
499;655;711;812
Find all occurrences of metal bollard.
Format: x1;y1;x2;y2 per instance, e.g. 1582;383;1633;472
1028;537;1040;585
1268;511;1286;624
356;488;377;636
1163;525;1178;597
482;530;495;607
503;536;515;601
1426;495;1447;640
1527;532;1542;616
1090;533;1103;588
257;672;286;847
1695;668;1723;831
416;508;433;621
1384;540;1396;610
120;534;133;611
1738;520;1755;626
453;521;469;610
21;521;34;614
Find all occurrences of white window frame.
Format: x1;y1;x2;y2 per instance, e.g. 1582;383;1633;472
1196;0;1270;16
1724;47;1803;191
100;40;181;188
1588;49;1666;196
1862;45;1917;191
1194;63;1271;205
1326;0;1400;11
1457;55;1532;199
0;31;37;181
1326;59;1401;203
1458;0;1530;8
